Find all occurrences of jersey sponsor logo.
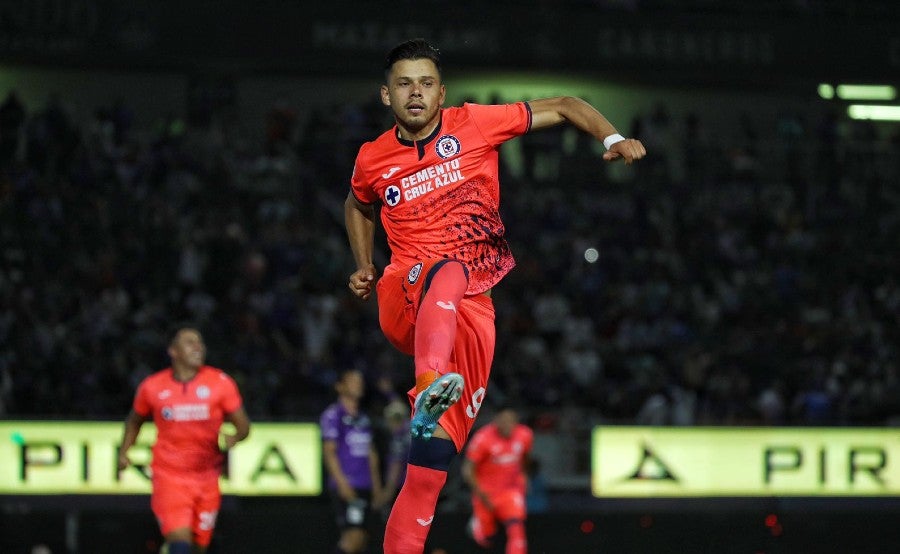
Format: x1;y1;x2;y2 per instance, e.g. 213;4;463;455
416;515;434;526
160;403;211;422
492;453;522;464
435;135;461;159
196;385;211;399
489;441;524;465
346;430;372;447
382;166;401;179
384;185;401;207
407;262;423;285
399;158;464;202
341;414;371;428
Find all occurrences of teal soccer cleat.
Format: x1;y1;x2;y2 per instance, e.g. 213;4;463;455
411;372;464;440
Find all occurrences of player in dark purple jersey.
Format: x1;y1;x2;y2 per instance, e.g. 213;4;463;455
321;368;385;553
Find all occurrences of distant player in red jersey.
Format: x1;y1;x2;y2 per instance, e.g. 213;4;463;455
118;328;251;554
462;407;534;554
344;38;645;553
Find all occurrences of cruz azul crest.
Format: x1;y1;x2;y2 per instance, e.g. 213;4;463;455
435;135;461;159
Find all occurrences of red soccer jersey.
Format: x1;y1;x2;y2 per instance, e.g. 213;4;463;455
350;102;532;295
133;365;243;479
465;422;534;495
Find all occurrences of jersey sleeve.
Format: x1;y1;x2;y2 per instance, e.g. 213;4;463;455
218;372;243;414
349;145;379;205
465;102;532;147
320;407;340;441
132;379;152;417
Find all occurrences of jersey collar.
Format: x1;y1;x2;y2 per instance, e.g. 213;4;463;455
395;111;443;160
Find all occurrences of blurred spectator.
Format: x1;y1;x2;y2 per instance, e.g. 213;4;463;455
0;82;897;443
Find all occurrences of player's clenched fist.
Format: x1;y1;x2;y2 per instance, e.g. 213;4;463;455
348;263;377;300
603;138;647;165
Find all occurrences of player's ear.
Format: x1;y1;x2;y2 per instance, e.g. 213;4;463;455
381;85;391;107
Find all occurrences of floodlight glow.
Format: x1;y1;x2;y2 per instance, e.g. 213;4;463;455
817;84;834;99
847;104;900;121
836;84;896;101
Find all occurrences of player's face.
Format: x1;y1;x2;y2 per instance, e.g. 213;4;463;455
170;330;206;369
381;58;445;140
495;410;518;437
338;370;365;400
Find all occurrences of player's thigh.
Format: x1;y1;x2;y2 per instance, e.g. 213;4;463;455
472;497;498;539
150;474;195;536
192;480;222;546
377;259;466;355
376;266;417;355
494;489;527;522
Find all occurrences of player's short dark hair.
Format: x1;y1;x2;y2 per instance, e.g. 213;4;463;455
168;325;202;346
336;367;363;383
496;403;521;415
384;38;441;78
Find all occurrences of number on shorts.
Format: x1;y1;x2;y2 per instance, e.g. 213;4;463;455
465;387;486;419
198;510;218;531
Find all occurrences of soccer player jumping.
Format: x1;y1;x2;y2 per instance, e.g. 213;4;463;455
344;38;645;553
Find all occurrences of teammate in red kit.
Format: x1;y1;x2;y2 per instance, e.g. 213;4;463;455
344;38;645;553
462;407;534;554
118;328;251;554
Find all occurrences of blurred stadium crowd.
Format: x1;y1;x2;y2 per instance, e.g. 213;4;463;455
1;82;899;440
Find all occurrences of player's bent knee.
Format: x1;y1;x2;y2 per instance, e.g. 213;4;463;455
340;528;368;552
165;528;193;543
408;435;457;471
430;424;452;441
164;541;191;554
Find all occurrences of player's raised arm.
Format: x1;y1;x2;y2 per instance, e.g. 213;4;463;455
527;96;646;164
344;192;377;300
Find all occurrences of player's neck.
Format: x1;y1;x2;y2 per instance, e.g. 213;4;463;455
172;363;200;382
397;116;440;142
338;395;359;414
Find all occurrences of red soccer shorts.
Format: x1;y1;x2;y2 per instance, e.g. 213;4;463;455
376;259;496;451
471;489;527;542
150;469;221;546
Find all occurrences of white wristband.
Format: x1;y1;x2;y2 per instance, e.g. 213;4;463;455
603;133;625;150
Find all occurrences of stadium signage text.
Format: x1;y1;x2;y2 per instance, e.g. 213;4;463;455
0;421;322;495
596;27;775;66
592;426;898;497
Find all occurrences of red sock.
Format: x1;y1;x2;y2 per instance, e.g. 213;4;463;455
383;464;448;554
414;261;468;392
506;521;527;554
